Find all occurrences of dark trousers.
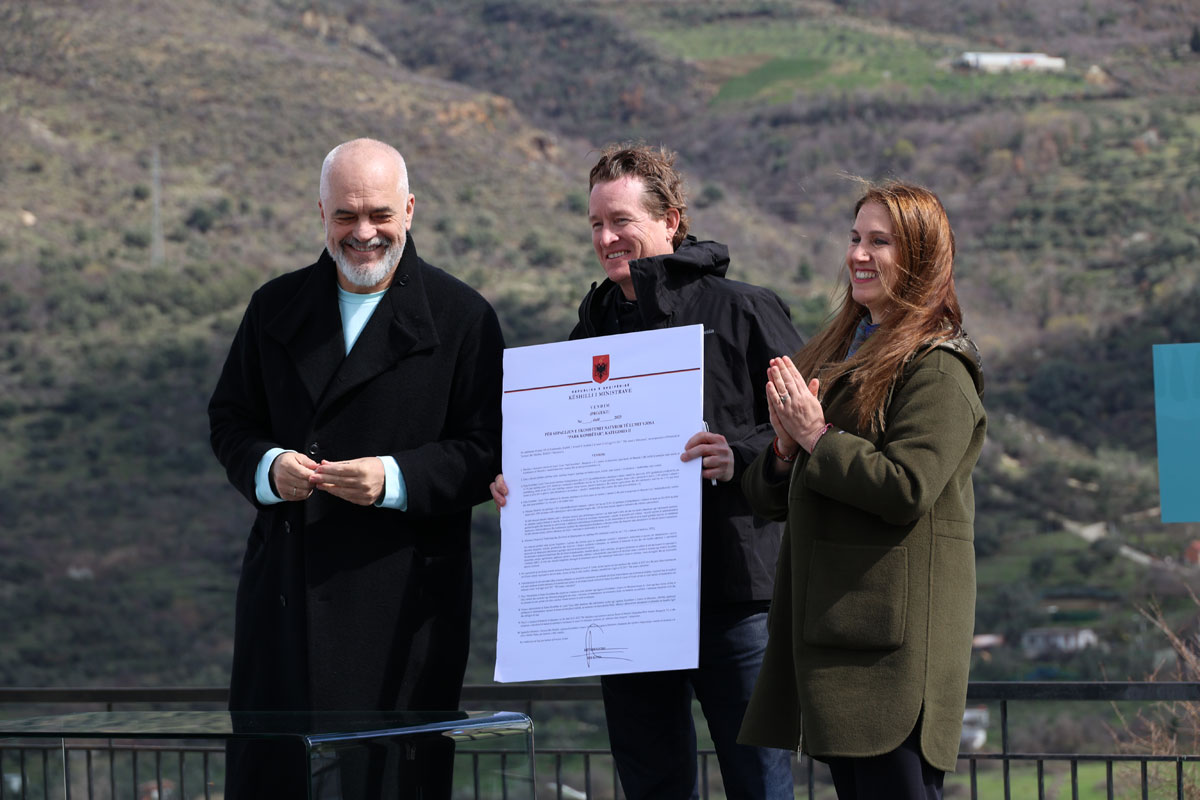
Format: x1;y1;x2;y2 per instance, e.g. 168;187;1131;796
600;605;794;800
824;721;944;800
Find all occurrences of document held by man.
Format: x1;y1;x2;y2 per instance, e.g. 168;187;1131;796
494;325;704;682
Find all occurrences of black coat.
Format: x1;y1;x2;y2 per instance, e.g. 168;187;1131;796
209;236;503;716
572;237;804;607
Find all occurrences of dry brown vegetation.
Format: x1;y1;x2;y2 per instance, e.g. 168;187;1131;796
1112;598;1200;796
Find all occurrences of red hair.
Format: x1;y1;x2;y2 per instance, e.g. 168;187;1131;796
795;182;962;432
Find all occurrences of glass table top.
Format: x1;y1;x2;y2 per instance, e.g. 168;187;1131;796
0;709;532;742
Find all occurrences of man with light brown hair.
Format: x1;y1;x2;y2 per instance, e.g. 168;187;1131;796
494;143;800;799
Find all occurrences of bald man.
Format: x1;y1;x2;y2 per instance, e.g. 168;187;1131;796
209;138;504;798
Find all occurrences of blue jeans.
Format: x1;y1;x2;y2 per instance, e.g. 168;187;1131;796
601;605;794;800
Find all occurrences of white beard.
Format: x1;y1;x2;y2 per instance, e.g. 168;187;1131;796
331;234;405;289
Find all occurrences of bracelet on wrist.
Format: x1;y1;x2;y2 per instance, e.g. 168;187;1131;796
809;423;832;452
771;435;798;463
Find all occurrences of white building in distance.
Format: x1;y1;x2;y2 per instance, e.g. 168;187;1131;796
1021;627;1100;659
956;52;1066;72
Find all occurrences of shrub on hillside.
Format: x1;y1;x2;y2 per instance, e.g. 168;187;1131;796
1112;598;1200;795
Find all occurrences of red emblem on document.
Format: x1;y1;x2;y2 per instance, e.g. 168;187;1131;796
593;355;610;383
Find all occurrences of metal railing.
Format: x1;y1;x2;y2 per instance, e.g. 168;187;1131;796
4;682;1200;799
0;740;221;800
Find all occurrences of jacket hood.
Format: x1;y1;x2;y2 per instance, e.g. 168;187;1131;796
576;237;730;335
935;334;984;396
640;236;730;280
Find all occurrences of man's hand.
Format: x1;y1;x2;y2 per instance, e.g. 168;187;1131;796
489;474;509;511
680;431;735;483
272;451;318;501
311;458;386;506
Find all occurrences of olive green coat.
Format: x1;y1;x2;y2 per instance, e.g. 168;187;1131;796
737;340;986;773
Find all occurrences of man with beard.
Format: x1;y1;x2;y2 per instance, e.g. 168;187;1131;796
209;138;503;798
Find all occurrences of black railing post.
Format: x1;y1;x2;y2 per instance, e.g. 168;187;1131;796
1001;699;1010;800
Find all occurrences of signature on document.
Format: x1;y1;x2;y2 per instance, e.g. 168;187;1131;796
576;623;631;668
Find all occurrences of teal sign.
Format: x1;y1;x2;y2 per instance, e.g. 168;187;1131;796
1153;343;1200;522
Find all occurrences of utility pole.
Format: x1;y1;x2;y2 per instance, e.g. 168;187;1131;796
151;144;165;269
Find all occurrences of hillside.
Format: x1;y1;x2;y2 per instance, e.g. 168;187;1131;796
0;0;590;685
2;0;1199;692
0;0;809;687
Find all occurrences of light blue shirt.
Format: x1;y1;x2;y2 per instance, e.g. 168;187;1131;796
253;286;407;510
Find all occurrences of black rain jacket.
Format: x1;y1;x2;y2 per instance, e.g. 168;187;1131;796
571;237;804;607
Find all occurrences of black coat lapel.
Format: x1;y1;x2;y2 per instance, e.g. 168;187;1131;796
264;253;346;409
263;239;440;413
318;237;440;412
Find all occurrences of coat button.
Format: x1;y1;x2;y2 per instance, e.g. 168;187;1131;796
283;522;290;534
307;442;320;459
279;595;287;607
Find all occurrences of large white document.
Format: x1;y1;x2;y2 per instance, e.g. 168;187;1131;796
494;325;704;682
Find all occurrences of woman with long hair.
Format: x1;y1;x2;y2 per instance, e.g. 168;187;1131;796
737;182;987;800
